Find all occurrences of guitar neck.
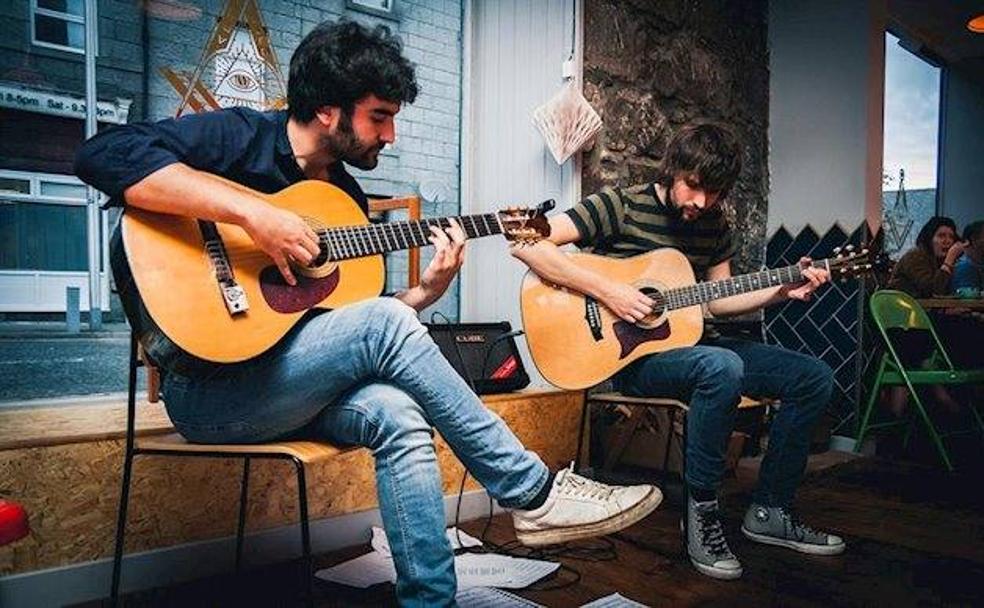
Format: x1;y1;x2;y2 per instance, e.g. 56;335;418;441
318;214;503;260
663;259;828;310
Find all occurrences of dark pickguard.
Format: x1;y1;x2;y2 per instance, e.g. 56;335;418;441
612;320;671;359
259;266;340;313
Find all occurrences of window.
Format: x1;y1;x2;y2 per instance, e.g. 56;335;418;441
346;0;399;21
882;32;941;258
32;0;87;54
0;170;89;272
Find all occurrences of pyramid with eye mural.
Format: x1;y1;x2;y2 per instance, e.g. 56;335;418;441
157;0;287;116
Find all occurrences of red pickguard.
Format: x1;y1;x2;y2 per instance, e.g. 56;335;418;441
259;266;341;313
613;320;672;359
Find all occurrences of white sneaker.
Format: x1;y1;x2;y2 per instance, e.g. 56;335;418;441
511;464;662;547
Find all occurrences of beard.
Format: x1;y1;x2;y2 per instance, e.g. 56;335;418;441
667;190;701;222
323;111;384;170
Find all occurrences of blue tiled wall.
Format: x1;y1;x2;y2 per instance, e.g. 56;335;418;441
765;223;868;423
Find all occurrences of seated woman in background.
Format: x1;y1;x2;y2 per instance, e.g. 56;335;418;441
884;217;981;419
887;216;963;298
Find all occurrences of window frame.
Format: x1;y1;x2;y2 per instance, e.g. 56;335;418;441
882;29;945;258
346;0;401;22
0;169;88;207
31;0;91;55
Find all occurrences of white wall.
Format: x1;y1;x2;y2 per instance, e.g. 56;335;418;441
460;0;578;384
940;58;984;229
768;0;886;235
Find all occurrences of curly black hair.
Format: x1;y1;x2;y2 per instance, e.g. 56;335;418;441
657;122;742;198
914;216;957;254
287;20;418;122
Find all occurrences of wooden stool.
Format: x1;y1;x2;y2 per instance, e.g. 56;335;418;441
577;392;774;475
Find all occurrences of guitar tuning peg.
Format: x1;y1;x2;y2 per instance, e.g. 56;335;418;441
846;244;855;252
833;246;842;254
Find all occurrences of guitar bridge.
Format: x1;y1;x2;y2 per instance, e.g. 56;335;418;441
220;281;249;315
198;220;249;316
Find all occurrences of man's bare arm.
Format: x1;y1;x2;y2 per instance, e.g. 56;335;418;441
706;258;829;318
510;214;655;323
124;163;320;285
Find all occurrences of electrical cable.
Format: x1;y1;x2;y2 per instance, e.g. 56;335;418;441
449;468;622;594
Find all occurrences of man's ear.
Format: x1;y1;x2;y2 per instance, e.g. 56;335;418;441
313;106;340;130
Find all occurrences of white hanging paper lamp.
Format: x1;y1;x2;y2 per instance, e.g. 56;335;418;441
532;61;602;165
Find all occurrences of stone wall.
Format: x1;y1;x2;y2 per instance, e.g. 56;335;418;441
582;0;769;274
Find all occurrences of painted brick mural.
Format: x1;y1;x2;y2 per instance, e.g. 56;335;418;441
144;0;463;319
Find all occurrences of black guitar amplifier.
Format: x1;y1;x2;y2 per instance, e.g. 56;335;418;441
425;321;530;395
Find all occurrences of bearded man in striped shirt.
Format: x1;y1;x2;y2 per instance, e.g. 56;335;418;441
514;122;846;580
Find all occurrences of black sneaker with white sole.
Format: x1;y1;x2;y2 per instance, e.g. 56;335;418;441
682;493;742;580
741;504;845;555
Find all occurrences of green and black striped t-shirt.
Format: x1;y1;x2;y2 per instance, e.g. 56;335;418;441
565;182;737;278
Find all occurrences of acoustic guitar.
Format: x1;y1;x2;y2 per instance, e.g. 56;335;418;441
114;179;551;364
520;246;871;389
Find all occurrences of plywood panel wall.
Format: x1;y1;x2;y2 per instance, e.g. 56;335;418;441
0;390;582;575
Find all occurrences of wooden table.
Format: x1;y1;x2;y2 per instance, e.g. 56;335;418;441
918;298;984;310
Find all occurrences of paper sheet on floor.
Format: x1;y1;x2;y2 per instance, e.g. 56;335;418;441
456;587;545;607
580;592;650;607
454;552;559;588
315;526;559;590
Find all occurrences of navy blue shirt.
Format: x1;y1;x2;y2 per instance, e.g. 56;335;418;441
74;107;370;378
74;107;368;212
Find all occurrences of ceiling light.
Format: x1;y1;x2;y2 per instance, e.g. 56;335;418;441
968;14;984;33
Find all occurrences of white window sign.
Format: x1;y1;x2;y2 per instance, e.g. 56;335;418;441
0;84;131;124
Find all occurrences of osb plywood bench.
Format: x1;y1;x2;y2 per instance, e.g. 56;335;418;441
0;388;584;581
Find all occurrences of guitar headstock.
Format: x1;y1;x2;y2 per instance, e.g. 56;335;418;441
827;245;874;280
498;199;554;245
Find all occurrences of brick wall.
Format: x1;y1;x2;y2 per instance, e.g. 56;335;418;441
145;0;464;319
0;0;145;121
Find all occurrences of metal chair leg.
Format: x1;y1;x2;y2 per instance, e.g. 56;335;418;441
293;457;313;608
235;457;251;572
111;334;140;606
575;397;591;471
110;449;135;605
662;409;674;474
904;381;954;472
969;401;984;439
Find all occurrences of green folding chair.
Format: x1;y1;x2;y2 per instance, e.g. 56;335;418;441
856;290;984;471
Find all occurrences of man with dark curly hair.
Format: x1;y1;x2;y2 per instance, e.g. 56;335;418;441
75;20;660;606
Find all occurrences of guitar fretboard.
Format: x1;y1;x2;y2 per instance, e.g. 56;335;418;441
318;214;502;260
661;260;826;310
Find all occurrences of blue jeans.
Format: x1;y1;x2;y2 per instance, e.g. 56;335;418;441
615;337;833;507
161;298;549;607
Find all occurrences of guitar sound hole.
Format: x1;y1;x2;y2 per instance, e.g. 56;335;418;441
639;287;667;317
311;243;330;267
